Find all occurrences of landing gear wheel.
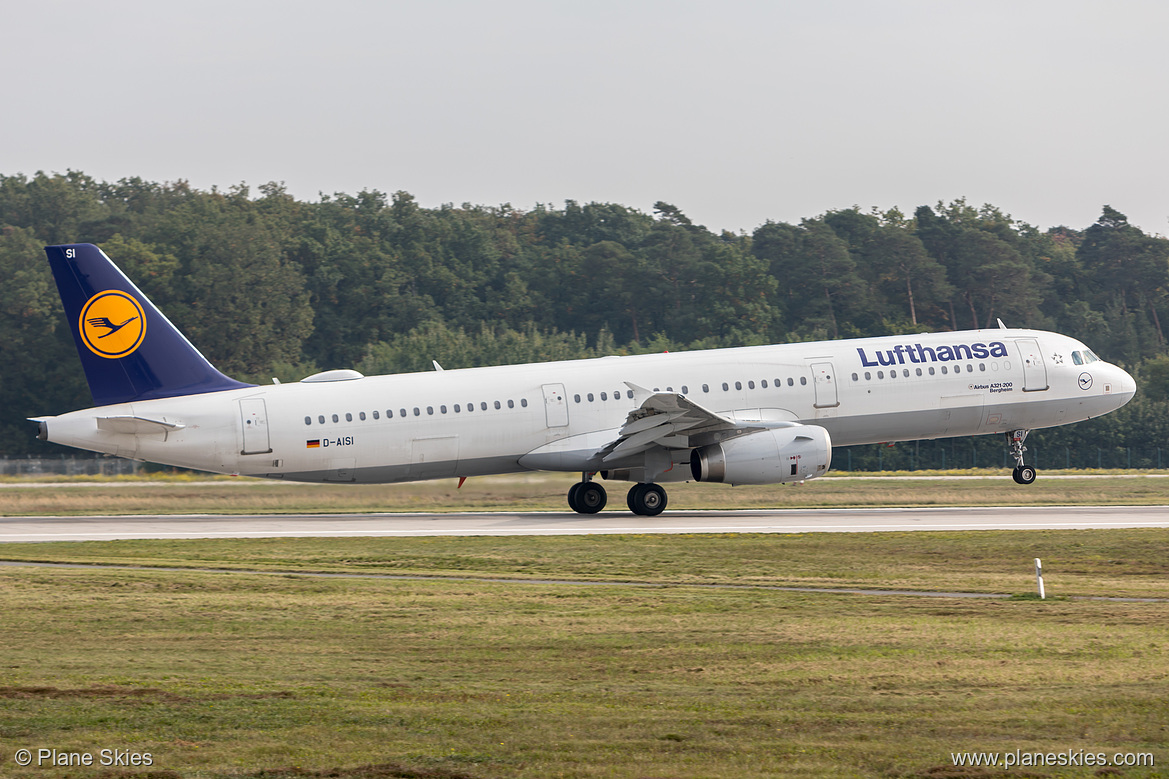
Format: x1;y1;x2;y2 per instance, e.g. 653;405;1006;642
1006;430;1035;485
627;483;667;516
574;482;607;514
1012;465;1037;485
567;482;582;512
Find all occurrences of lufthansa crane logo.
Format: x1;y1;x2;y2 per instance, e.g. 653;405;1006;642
79;291;146;358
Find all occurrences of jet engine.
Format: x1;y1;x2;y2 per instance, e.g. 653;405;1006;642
689;425;831;485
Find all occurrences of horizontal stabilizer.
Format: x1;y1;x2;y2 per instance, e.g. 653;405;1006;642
96;416;186;435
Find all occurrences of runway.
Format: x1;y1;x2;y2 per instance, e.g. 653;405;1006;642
2;505;1167;542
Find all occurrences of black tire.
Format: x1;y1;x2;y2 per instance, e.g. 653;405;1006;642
628;483;667;516
567;482;582;512
627;483;645;512
1014;465;1037;485
576;482;607;514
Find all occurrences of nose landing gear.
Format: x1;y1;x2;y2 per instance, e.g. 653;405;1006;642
1008;430;1037;484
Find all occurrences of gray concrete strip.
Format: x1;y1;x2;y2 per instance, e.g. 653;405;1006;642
1;505;1168;543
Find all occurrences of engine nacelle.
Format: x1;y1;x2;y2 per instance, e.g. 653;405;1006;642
689;425;832;485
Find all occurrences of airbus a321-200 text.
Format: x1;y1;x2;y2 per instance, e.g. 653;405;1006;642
33;244;1136;515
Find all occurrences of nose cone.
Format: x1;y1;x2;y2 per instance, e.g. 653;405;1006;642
1114;364;1137;405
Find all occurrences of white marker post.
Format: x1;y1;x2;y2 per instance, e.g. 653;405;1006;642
1035;558;1045;599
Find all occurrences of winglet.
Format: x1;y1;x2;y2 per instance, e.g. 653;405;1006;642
45;243;253;406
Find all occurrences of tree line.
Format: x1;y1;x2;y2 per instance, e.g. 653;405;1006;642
1;170;1166;463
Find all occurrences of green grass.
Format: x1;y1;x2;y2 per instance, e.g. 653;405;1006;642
3;529;1169;599
3;471;1169;515
1;532;1167;778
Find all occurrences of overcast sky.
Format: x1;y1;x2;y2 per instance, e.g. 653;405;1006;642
6;1;1168;235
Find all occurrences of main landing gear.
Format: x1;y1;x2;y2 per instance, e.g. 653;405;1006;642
567;475;668;516
1008;429;1037;484
567;474;606;514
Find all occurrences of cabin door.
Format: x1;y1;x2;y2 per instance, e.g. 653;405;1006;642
810;362;839;408
1016;338;1049;392
239;398;272;455
542;383;569;427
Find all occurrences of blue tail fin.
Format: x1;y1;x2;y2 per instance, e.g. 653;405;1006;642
45;243;254;406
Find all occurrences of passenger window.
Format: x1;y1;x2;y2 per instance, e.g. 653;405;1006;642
454;404;460;413
521;398;528;407
851;373;858;381
864;371;871;380
413;408;420;416
494;400;501;409
954;365;961;374
748;380;755;390
318;415;325;424
587;393;594;402
574;394;581;403
979;363;986;371
600;392;608;401
466;403;473;412
626;390;634;399
427;407;434;415
941;366;948;374
359;412;366;421
345;413;353;421
373;410;380;419
332;414;339;423
915;368;922;376
735;381;742;390
800;377;807;386
722;383;729;391
702;384;710;393
400;408;407;418
902;369;909;377
440;405;447;414
928;367;935;376
304;416;311;425
761;380;768;389
481;402;488;411
507;399;515;408
877;371;884;379
787;378;794;386
681;385;689;394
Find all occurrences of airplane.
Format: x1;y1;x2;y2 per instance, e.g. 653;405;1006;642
32;243;1137;515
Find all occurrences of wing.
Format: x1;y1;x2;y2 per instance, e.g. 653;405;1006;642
594;382;785;464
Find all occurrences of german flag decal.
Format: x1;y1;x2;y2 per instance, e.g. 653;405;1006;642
306;440;321;448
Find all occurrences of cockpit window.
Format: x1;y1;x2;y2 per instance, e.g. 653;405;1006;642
1086;349;1101;363
1072;351;1083;365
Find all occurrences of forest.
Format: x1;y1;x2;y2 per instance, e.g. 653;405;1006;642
2;170;1167;467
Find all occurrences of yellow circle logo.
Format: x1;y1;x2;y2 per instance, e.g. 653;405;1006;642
79;291;147;359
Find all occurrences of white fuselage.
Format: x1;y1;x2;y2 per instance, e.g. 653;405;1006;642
41;328;1136;483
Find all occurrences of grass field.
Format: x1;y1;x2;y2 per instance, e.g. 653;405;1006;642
2;528;1168;778
2;470;1169;515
